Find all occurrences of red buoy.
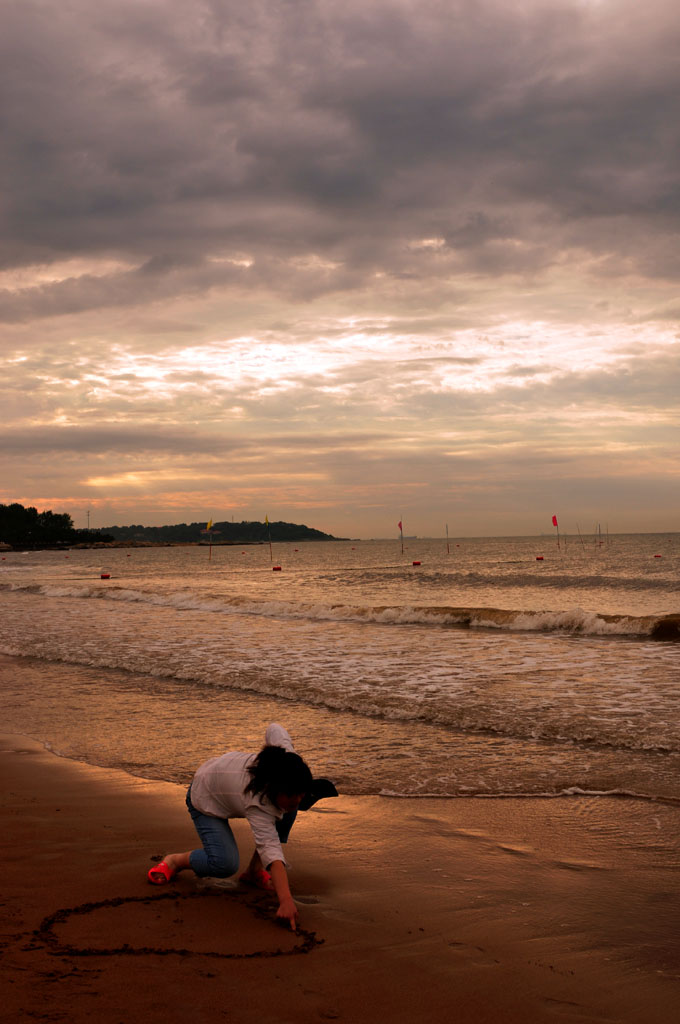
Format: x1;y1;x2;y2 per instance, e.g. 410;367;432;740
536;556;544;561
100;573;110;579
273;565;282;571
412;560;421;566
654;554;662;558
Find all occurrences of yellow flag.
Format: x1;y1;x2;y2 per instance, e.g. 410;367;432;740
264;514;269;525
206;518;213;530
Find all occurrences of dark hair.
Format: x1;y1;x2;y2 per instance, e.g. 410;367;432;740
245;744;313;804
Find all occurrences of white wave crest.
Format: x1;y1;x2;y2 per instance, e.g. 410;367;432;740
472;607;649;636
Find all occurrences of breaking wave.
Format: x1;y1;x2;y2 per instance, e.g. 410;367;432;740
2;580;679;639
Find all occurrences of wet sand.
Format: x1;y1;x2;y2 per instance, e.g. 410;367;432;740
1;734;678;1023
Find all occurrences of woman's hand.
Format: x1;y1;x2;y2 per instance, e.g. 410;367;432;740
269;860;298;930
276;895;299;931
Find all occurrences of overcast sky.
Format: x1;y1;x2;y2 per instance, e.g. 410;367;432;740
2;0;678;537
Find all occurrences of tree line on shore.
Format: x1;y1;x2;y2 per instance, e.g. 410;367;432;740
0;503;113;549
0;504;339;549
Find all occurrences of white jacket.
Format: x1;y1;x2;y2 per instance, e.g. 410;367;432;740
189;723;295;869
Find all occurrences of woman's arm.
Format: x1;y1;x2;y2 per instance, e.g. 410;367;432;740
269;859;298;931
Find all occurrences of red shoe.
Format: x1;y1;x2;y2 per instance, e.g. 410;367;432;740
148;860;175;885
239;868;272;890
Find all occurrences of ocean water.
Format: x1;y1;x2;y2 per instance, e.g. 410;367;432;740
1;534;678;802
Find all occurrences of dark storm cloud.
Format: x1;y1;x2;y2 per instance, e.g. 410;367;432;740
0;257;247;323
3;0;680;301
0;423;386;457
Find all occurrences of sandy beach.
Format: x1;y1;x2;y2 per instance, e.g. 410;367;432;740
1;734;678;1024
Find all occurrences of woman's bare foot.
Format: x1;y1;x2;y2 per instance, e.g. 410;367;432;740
163;852;192;874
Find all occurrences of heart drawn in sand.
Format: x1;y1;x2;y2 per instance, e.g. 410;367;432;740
36;890;322;960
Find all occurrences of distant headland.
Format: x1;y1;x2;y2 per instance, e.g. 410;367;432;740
99;519;343;545
0;503;343;550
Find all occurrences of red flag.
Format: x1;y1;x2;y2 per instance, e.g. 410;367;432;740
552;515;558;527
398;521;403;531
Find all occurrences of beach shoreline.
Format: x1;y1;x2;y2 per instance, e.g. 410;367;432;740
2;733;678;1023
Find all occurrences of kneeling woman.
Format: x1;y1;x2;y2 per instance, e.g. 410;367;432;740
148;724;320;930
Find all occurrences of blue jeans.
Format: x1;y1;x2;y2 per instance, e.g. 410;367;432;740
186;786;296;878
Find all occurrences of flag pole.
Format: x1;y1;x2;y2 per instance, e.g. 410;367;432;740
399;517;404;555
265;514;273;561
446;523;450;555
552;514;560;550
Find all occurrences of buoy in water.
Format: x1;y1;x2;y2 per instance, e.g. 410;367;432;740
654;554;662;558
536;556;544;561
100;573;110;579
412;560;421;566
273;565;282;571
